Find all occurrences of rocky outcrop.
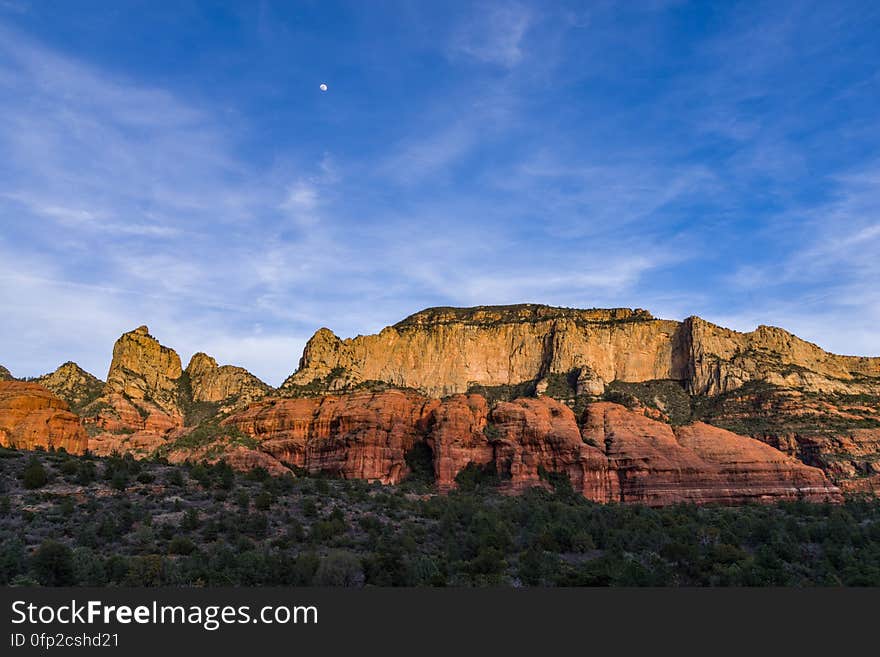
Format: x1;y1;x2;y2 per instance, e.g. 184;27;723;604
489;397;619;501
105;326;182;416
210;446;289;477
684;317;880;396
220;390;839;504
0;381;88;454
0;364;841;505
184;352;270;409
35;362;104;413
283;306;686;397
425;394;494;493
88;428;171;458
83;326;185;447
755;428;880;495
3;304;875;503
581;403;839;505
675;421;841;500
275;304;878;495
224;390;438;484
0;365;12;381
284;305;880;399
425;396;836;504
79;327;276;462
688;383;880;491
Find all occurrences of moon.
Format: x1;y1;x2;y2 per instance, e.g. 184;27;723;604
319;83;328;92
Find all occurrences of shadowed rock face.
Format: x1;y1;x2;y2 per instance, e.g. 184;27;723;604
489;397;620;501
0;365;12;381
426;394;494;493
284;305;880;399
0;381;88;454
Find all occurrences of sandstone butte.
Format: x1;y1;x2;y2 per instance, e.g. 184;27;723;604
0;381;88;454
2;304;879;504
284;305;880;398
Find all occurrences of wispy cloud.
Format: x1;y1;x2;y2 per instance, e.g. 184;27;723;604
2;0;880;384
0;24;311;382
717;164;880;355
449;3;533;67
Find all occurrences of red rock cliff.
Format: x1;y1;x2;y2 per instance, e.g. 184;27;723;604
222;390;839;504
581;403;839;505
224;390;438;484
0;381;88;454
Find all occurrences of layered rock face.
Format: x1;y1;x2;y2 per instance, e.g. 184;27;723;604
35;362;104;413
0;381;88;454
276;304;878;494
185;352;270;410
487;398;618;500
224;390;438;483
0;365;12;381
754;428;880;495
816;430;880;494
88;427;171;459
284;306;686;397
426;394;494;493
285;305;880;399
685;317;880;396
689;383;880;492
221;390;839;504
582;403;837;504
217;446;290;477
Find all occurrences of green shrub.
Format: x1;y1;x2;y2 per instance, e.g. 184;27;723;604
454;462;500;492
76;461;97;485
180;508;200;531
314;551;364;587
168;536;196;555
31;540;75;586
21;456;48;489
165;469;185;487
254;490;274;511
60;459;79;477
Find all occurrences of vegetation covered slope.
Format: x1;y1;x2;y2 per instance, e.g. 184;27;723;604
2;448;879;587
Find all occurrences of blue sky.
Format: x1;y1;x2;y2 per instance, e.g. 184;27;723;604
1;0;879;385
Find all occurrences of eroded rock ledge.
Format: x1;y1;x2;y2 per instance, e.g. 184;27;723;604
285;304;880;399
220;390;840;505
0;381;88;454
